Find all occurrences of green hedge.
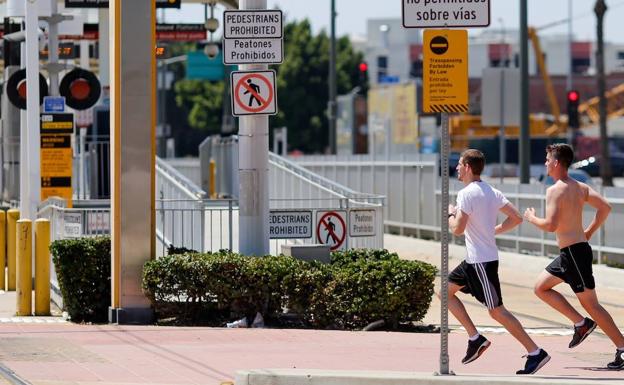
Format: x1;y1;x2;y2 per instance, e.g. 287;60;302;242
143;249;437;329
49;238;437;329
50;236;111;323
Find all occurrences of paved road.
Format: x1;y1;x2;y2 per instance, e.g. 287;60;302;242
0;235;622;385
385;234;624;332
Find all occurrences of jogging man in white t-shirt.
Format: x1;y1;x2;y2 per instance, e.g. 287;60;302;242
446;149;550;374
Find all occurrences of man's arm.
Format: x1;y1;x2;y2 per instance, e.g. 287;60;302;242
448;204;469;236
495;202;523;235
524;187;560;232
584;185;612;240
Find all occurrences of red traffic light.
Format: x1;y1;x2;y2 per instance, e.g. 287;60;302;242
359;62;368;72
567;90;579;102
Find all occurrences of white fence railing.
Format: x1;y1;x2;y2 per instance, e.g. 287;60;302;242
294;153;624;265
38;197;384;257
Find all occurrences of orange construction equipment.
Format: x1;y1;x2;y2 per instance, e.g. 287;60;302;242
449;27;566;151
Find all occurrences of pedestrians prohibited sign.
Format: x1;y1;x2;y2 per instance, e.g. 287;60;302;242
269;210;312;239
231;70;277;116
402;0;490;28
316;210;347;251
223;9;283;65
423;29;468;113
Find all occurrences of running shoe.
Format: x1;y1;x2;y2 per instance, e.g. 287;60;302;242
569;317;597;348
462;335;491;364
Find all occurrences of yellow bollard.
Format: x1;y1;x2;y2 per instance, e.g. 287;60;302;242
0;211;5;291
16;219;32;316
6;209;19;291
34;219;50;316
209;158;216;199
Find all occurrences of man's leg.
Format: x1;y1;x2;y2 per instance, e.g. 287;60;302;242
443;282;478;337
488;305;538;352
534;270;585;324
576;288;624;349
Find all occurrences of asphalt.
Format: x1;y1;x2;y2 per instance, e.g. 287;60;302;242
0;234;622;385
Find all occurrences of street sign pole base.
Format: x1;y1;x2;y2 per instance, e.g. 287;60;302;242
433;371;456;376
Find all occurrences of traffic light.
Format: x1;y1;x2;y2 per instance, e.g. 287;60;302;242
358;61;368;93
567;90;580;129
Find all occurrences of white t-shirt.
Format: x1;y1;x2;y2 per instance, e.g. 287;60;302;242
456;181;509;264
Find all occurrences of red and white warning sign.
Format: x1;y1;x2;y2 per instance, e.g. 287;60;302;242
230;70;277;116
316;210;347;251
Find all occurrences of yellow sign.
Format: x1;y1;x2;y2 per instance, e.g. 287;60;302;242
40;113;73;207
368;83;418;145
391;83;417;144
423;29;468;113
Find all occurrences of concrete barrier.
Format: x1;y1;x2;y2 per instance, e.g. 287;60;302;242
235;369;611;385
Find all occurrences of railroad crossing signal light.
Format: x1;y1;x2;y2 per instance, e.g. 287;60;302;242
567;90;580;129
358;62;368;93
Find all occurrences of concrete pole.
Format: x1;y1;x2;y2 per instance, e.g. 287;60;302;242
238;0;269;256
98;9;110;89
48;0;59;96
328;0;337;154
519;0;530;184
80;8;90;70
595;0;613;186
567;0;573;91
19;43;29;220
25;0;41;220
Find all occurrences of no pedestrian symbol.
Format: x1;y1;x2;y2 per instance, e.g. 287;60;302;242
316;210;347;251
230;70;277;116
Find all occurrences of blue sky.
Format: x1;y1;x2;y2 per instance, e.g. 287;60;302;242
162;0;624;43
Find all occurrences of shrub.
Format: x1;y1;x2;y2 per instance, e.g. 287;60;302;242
319;257;437;329
50;236;111;323
144;248;437;329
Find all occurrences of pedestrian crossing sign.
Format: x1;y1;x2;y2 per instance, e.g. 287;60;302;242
231;70;278;116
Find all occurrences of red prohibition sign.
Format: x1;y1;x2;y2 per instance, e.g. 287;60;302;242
317;212;346;251
234;73;274;113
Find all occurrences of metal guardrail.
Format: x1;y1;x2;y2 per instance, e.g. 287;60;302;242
294;153;624;265
38;197;384;257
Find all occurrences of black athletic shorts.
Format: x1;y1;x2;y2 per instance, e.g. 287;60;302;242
449;260;503;310
546;242;596;293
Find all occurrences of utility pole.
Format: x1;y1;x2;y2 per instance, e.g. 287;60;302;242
567;0;573;91
328;0;337;154
595;0;613;187
238;0;270;255
519;0;530;183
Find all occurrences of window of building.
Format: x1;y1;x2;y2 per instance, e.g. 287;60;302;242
410;60;423;78
377;56;388;82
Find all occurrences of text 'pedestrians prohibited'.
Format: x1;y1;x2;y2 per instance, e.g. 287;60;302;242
423;29;468;113
402;0;490;28
223;10;283;65
316;210;347;251
231;70;277;116
269;210;312;239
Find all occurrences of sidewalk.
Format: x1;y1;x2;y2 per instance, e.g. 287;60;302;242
0;234;622;385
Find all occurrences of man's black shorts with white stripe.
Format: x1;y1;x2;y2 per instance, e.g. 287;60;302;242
449;260;503;309
546;241;596;293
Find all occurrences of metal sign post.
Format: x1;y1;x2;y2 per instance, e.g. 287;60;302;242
422;28;468;377
440;112;450;375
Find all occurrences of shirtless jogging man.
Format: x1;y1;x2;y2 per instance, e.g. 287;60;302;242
524;143;624;370
446;149;550;374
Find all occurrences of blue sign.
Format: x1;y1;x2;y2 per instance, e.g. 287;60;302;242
186;51;226;81
43;96;66;113
379;75;400;84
